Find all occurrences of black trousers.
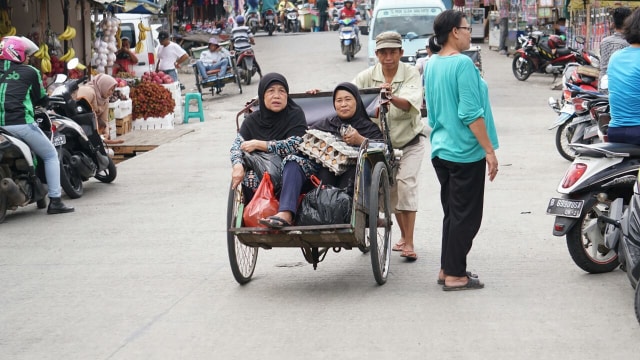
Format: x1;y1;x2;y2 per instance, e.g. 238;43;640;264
432;156;486;277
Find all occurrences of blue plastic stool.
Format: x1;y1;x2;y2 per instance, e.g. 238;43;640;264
183;93;205;123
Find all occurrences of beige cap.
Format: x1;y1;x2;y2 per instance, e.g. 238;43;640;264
375;31;403;50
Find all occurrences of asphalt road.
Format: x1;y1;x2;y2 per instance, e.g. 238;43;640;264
1;30;639;359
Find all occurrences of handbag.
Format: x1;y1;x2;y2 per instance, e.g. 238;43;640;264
242;151;283;193
295;176;352;226
242;172;279;227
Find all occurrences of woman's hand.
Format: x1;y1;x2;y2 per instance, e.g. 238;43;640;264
486;152;499;182
306;88;322;95
342;128;364;146
231;164;245;189
240;139;267;153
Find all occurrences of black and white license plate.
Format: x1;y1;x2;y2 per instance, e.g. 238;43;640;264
52;134;66;146
546;197;584;218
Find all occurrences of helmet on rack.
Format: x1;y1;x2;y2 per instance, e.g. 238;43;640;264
547;34;566;50
0;36;28;63
236;15;245;25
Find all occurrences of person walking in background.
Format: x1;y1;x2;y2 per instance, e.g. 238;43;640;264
353;31;425;262
156;31;189;89
599;7;632;93
317;0;329;31
497;0;509;55
424;10;499;291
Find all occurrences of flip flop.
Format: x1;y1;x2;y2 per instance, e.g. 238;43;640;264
258;216;292;229
442;277;484;291
392;242;405;252
437;271;478;285
400;249;418;261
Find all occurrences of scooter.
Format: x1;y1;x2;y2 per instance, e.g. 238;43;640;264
283;8;300;33
599;169;640;325
547;142;640;274
338;18;360;62
47;75;117;199
0;109;61;222
263;9;276;36
231;33;262;85
245;11;260;35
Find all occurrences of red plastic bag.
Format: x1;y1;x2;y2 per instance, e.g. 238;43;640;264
243;172;279;227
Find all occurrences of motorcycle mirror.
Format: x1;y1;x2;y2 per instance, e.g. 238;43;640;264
54;73;68;84
575;36;585;45
67;57;79;70
600;74;608;90
405;32;418;41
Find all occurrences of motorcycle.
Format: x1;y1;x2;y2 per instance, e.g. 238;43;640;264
245;11;259;35
263;9;276;36
232;33;262;85
547;79;607;161
513;32;599;81
599;168;640;325
330;1;344;31
47;76;117;199
547;142;640;274
0;109;62;222
338;18;360;62
283;8;300;33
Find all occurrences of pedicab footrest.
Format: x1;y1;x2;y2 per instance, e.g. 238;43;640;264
230;224;356;248
202;73;235;83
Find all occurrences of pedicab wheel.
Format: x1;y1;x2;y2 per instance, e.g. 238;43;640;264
193;69;203;95
0;168;7;223
635;282;640;325
369;162;391;285
227;186;258;284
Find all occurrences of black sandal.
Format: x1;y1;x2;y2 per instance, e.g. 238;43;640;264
258;216;292;229
442;277;484;291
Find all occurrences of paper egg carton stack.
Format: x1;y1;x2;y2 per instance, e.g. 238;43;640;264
299;130;360;175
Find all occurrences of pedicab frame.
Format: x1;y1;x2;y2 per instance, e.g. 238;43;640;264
226;88;397;285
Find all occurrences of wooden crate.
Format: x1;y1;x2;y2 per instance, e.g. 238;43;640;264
116;115;132;136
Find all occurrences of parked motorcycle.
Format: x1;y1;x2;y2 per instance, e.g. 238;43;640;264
513;33;599;81
48;76;117;198
338;18;360;62
263;9;276;36
246;11;259;35
0;109;61;222
547;142;640;273
231;33;261;85
283;8;300;33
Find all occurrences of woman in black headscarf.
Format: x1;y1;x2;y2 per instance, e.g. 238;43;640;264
230;73;317;228
311;82;383;190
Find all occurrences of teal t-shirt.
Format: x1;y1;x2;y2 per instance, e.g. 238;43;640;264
424;54;499;163
262;0;277;12
608;47;640;128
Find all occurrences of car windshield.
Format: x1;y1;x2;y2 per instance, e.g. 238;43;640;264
373;7;442;38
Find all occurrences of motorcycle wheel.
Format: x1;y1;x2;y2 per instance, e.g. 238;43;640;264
635;283;640;325
241;60;251;85
555;122;578;161
250;24;257;35
59;148;84;199
268;25;274;36
294;22;300;33
512;53;533;81
566;199;620;273
346;52;352;62
0;167;8;223
95;157;117;183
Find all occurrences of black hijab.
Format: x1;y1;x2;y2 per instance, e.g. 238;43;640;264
311;82;382;140
239;73;307;141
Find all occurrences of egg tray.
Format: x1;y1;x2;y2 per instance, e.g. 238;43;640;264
299;130;360;175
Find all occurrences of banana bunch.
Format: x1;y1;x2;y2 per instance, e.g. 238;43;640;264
116;27;122;49
32;43;52;73
0;10;16;37
57;26;77;41
59;47;76;62
135;22;151;53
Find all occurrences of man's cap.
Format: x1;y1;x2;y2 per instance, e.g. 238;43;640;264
375;31;402;50
208;37;219;46
157;31;170;40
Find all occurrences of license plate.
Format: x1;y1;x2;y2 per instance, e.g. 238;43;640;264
546;198;584;218
52;134;66;146
341;26;353;32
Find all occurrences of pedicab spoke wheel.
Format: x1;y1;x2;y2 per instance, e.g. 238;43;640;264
227;186;257;284
369;162;391;285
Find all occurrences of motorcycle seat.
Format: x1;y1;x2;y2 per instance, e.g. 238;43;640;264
574;142;640;158
556;47;572;56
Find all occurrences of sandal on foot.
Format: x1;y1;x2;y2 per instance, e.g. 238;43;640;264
400;250;418;261
258;216;292;229
442;277;484;291
392;242;405;252
437;271;478;285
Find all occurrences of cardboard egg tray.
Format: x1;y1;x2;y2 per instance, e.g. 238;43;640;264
299;130;360;175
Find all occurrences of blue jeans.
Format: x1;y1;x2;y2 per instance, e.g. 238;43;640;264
2;123;62;198
195;59;228;80
163;69;179;82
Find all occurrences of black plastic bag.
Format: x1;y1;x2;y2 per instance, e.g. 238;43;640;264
295;184;352;226
243;151;283;192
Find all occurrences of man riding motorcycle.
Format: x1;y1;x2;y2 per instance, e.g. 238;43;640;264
261;0;278;28
0;36;74;214
278;0;297;32
339;0;361;47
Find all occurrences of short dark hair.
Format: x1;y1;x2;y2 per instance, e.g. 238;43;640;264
428;35;441;54
623;7;640;44
433;10;466;47
612;7;632;29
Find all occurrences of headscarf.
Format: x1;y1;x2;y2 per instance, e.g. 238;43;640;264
311;82;383;140
239;73;307;141
87;74;117;108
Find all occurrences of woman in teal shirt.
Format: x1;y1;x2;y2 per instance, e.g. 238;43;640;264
424;10;499;291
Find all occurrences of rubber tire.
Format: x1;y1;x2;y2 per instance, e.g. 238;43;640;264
0;167;8;223
37;198;47;209
346;52;352;62
555;121;577;161
95;157;117;183
59;148;84;199
241;60;251;85
294;22;300;33
227;186;258;284
635;283;640;325
250;24;257;35
369;162;391;285
566;200;620;274
268;26;274;36
512;53;533;81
